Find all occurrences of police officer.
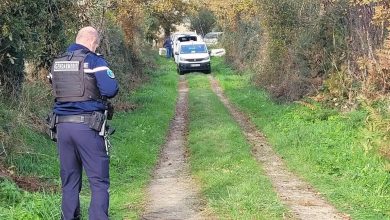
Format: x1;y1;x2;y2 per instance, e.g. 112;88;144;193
163;35;173;58
50;26;119;220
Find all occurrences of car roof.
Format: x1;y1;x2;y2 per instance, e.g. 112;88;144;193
179;41;206;46
178;35;197;40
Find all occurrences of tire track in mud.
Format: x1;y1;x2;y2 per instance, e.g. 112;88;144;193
142;76;209;220
209;76;349;220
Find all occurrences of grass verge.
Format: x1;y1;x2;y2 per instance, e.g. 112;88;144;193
109;58;178;219
187;74;287;219
0;57;179;219
0;82;61;219
212;57;390;219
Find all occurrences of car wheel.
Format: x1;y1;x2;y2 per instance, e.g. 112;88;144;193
177;68;185;75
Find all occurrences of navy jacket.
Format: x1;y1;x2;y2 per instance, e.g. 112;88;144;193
163;37;173;48
53;44;119;115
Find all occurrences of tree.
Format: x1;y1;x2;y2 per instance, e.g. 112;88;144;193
0;0;79;97
146;0;191;36
189;8;216;36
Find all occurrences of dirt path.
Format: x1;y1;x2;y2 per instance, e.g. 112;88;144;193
209;76;349;220
142;76;209;220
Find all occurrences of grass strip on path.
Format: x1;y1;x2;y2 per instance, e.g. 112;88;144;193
212;57;390;220
108;58;178;219
187;74;287;220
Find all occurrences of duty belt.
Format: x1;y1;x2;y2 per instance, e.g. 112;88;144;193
56;114;92;124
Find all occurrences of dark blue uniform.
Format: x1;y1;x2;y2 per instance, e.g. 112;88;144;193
163;37;173;58
54;43;119;220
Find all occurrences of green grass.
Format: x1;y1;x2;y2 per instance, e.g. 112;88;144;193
212;57;390;219
109;58;178;219
3;55;389;219
0;111;62;219
0;57;179;219
187;74;287;219
0;82;61;219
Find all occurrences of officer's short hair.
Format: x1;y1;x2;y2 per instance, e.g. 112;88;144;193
76;27;100;44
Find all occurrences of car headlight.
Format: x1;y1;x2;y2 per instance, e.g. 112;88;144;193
179;57;186;61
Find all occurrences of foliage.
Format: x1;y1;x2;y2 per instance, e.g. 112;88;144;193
0;180;61;220
0;57;178;219
0;0;163;157
0;179;22;206
0;0;78;98
204;0;390;103
358;96;390;160
0;0;161;98
213;57;390;219
143;0;191;36
0;0;183;218
189;7;217;36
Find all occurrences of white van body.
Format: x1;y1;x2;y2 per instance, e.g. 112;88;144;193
176;41;211;75
172;32;202;63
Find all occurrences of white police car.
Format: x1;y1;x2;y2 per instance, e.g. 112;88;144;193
175;41;211;75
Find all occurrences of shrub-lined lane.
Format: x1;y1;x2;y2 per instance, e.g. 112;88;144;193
187;74;287;219
212;57;390;219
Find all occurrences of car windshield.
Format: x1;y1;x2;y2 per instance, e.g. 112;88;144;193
180;44;207;54
178;36;197;42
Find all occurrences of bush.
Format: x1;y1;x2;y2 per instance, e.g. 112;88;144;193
0;1;80;98
218;0;388;102
0;0;157;175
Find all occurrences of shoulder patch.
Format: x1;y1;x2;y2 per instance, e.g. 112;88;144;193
107;69;115;78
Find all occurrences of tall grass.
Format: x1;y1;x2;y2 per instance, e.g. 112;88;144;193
187;74;287;219
0;57;179;219
0;81;61;219
0;125;61;219
213;57;390;219
108;58;178;219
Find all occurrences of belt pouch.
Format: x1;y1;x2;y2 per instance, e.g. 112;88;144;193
89;111;105;131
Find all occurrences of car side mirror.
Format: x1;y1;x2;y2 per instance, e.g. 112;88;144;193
175;52;179;55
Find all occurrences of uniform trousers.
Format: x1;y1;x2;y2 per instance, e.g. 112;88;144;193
57;122;109;220
166;46;172;58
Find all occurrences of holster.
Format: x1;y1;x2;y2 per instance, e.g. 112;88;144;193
107;102;114;120
46;112;57;142
46;111;108;142
89;111;106;131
